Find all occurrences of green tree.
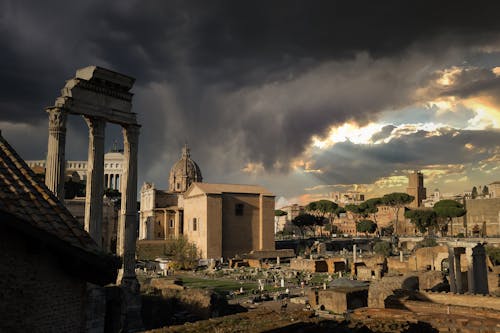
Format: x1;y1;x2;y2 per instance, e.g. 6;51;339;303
482;185;489;197
64;179;86;199
274;209;287;217
165;236;201;270
433;200;466;236
414;237;438;249
471;186;478;199
306;200;339;236
356;219;377;236
404;209;438;234
292;213;318;238
381;192;414;235
359;197;382;234
373;240;392;257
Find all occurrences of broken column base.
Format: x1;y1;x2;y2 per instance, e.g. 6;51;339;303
119;277;144;332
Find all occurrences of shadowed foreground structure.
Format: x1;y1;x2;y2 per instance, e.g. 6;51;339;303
0;132;119;332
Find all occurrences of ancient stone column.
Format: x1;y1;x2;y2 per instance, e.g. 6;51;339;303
448;247;457;293
471;245;489;294
84;117;106;247
116;124;143;331
455;250;463;293
45;107;67;200
117;124;139;280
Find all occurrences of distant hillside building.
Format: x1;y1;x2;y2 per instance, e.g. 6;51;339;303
489;181;500;198
275;204;304;233
330;190;365;206
139;145;275;259
407;170;426;208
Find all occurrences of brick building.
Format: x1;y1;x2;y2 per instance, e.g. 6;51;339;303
0;133;118;332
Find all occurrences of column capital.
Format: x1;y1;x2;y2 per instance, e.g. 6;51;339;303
84;116;106;138
46;107;67;131
123;124;140;144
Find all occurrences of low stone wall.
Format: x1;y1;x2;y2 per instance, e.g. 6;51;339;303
325;257;347;273
387;257;409;274
244;249;295;259
352;307;500;333
419;291;500;311
309;287;368;314
290;258;328;272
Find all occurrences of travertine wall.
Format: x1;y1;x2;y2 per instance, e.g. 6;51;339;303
407;245;449;271
290;258;328;272
183;194;210;258
0;227;86;332
464;198;500;236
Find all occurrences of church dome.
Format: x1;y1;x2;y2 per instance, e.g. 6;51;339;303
168;144;203;192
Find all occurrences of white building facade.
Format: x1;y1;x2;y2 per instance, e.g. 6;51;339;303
27;150;124;190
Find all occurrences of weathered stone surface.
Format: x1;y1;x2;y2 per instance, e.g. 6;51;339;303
290;258;328;272
417;270;447;291
325;257;347;273
407;245;448;271
315;287;368;314
368;274;419;308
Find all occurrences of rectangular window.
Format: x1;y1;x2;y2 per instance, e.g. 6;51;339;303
169;219;174;228
235;203;244;216
193;218;197;231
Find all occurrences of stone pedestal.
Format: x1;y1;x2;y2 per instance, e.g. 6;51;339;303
119;278;143;332
45;107;67;199
84;117;106;246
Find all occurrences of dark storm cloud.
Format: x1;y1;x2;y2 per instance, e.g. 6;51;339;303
307;128;500;185
1;0;500;187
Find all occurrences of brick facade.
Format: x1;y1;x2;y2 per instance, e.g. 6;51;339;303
0;226;87;332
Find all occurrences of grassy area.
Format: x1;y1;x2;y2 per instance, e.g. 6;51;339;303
177;275;258;294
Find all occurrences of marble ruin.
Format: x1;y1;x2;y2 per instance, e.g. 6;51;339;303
44;66;142;330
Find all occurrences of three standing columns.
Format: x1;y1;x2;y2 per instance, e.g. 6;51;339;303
45;107;67;200
44;110;140;286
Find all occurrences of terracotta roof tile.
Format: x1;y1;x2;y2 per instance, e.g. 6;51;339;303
0;133;102;256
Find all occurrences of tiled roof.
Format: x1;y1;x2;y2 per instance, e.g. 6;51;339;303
187;182;273;196
0;132;105;260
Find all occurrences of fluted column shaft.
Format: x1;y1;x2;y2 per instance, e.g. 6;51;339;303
117;125;140;281
45;107;67;200
84;117;106;247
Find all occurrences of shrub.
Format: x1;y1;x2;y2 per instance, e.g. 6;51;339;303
414;237;438;249
486;246;500;265
373;240;392;257
165;236;201;270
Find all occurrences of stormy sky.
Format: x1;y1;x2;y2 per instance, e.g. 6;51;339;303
1;1;500;205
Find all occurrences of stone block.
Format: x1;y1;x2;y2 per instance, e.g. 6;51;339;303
368;274;419;308
316;287;368;314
